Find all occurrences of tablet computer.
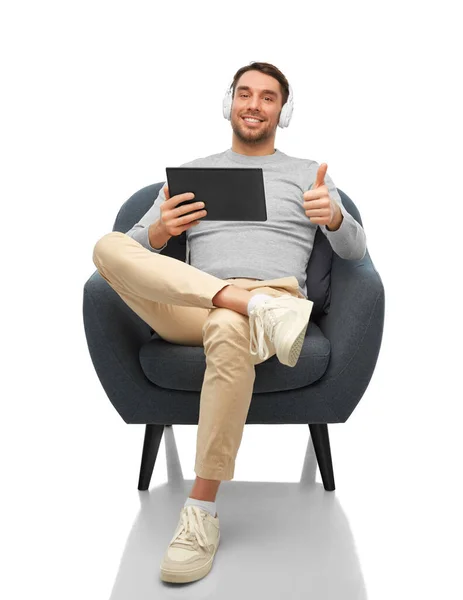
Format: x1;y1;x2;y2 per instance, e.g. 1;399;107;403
165;167;267;221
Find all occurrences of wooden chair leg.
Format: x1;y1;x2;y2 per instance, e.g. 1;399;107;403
308;423;336;491
138;424;165;490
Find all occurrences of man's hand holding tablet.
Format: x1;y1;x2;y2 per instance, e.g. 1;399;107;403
147;185;207;249
160;185;208;237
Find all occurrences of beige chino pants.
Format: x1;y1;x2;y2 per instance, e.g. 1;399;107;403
92;231;305;481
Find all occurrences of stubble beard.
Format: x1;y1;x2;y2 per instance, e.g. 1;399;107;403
231;116;276;146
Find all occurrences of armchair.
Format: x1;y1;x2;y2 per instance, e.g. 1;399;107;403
83;182;385;492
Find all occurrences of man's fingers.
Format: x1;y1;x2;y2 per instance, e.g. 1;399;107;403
163;184;170;199
305;208;328;217
304;198;327;209
313;163;328;189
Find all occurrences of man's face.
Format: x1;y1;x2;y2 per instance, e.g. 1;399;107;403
230;70;284;146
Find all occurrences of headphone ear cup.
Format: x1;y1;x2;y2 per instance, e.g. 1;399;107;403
223;86;233;120
278;84;294;128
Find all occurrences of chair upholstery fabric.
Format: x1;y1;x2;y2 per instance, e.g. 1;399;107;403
140;320;331;393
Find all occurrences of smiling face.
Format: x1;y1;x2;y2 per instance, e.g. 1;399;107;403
230;70;284;156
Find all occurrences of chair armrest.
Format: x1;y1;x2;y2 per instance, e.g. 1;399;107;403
83;270;155;423
313;250;385;420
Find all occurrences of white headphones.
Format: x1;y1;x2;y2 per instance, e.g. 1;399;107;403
222;63;294;128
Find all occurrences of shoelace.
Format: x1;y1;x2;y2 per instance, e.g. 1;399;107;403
249;295;293;360
168;506;209;551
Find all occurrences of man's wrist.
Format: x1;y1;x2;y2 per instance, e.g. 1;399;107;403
149;220;171;249
326;205;343;231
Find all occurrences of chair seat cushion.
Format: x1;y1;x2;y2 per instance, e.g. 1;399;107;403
139;321;330;393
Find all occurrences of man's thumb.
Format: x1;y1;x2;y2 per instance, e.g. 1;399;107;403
313;163;328;189
163;184;170;199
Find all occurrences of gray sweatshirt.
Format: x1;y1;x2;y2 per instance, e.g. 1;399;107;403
125;147;367;299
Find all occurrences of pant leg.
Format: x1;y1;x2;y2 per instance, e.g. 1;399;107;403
93;231;305;481
195;276;304;481
92;231;231;345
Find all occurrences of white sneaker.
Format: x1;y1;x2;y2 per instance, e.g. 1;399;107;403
249;294;314;367
160;506;220;584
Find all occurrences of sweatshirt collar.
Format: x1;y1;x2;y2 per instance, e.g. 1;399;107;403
224;147;284;164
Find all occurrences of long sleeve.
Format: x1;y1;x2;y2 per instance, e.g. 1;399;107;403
307;162;367;260
124;183;168;252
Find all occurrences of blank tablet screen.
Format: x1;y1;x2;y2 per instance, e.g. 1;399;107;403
165;167;267;221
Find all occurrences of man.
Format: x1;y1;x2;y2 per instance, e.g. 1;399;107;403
92;62;366;584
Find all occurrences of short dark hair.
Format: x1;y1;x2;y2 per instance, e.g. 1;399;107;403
231;62;290;107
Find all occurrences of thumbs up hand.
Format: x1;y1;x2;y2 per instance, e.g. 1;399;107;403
302;163;343;230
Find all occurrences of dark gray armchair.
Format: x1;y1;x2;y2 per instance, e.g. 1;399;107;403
83;183;385;492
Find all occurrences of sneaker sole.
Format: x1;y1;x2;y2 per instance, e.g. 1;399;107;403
277;300;313;367
160;531;220;584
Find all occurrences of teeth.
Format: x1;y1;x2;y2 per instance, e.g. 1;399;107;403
244;118;260;123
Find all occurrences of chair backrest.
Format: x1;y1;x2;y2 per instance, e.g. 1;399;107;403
113;183;363;321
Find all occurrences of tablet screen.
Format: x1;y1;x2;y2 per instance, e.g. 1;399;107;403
165;167;267;221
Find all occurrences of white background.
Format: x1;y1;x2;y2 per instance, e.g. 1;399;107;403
2;1;462;598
